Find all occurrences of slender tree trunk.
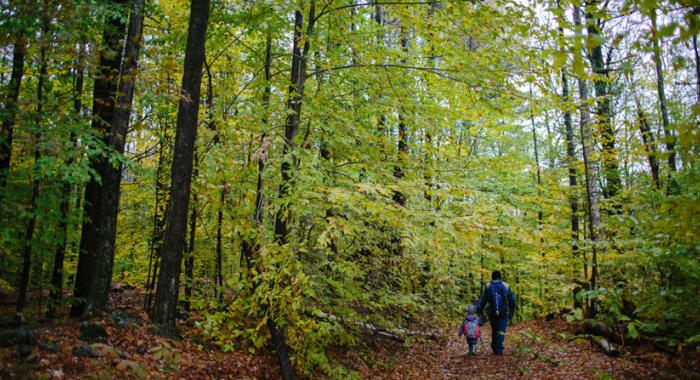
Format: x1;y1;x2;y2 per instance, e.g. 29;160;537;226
203;61;223;304
49;41;87;318
152;0;210;337
18;17;50;313
184;171;197;311
650;9;676;175
574;5;601;317
585;1;620;199
214;187;224;302
241;32;272;273
556;1;581;281
636;103;661;190
145;129;170;312
71;0;127;317
270;3;317;378
392;30;409;209
562;71;581;274
693;34;700;104
87;0;145;315
0;34;26;192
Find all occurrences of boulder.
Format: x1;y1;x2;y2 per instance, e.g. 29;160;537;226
109;309;141;327
15;344;32;359
73;345;100;358
0;326;36;347
79;322;107;343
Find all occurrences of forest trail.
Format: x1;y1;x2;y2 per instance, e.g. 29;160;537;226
358;319;680;379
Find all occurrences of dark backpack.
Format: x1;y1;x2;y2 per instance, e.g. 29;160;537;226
489;281;509;317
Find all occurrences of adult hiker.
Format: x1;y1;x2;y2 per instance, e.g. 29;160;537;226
477;270;516;355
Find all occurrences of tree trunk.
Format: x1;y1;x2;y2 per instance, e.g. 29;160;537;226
0;33;26;192
693;33;700;104
203;61;223;304
145;129;170;312
650;9;676;175
184;171;197;312
87;0;145;315
152;0;210;337
637;105;661;190
574;5;601;318
270;2;317;378
71;0;127;317
18;17;50;313
585;1;620;200
557;1;582;283
49;41;87;318
562;70;581;276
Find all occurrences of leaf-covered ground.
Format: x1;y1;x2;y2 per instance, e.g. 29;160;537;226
2;290;699;379
338;320;700;379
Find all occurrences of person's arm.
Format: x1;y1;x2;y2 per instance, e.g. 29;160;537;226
508;287;517;319
458;319;466;336
476;284;489;315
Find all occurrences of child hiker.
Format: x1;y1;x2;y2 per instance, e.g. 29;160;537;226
457;304;482;355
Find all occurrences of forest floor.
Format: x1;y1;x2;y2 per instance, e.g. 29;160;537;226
1;289;699;379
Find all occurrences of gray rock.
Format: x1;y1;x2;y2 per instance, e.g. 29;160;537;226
109;309;141;327
79;322;107;343
73;345;100;358
38;341;60;353
0;326;36;347
15;344;32;358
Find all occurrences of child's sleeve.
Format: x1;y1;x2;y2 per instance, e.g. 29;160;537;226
457;320;465;336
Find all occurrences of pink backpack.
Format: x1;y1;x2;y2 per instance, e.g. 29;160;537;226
464;320;480;339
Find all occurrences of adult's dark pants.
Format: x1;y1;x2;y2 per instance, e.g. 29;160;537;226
489;315;509;354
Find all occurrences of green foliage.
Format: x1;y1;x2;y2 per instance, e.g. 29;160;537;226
0;0;698;375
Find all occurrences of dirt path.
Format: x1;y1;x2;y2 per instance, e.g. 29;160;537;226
359;320;687;379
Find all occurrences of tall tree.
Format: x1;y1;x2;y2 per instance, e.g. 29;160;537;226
49;40;87;318
151;0;211;337
0;2;27;193
71;0;128;317
574;4;602;317
87;0;146;314
649;7;676;175
17;9;50;313
557;0;581;281
271;1;317;378
585;0;620;200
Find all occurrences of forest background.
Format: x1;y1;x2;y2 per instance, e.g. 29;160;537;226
0;0;699;377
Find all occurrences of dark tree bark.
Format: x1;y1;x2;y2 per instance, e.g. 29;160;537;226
145;127;170;312
574;5;601;318
18;16;49;313
184;169;197;311
203;61;223;304
152;0;210;337
270;2;317;378
87;0;145;315
562;71;582;274
273;1;315;247
241;32;272;274
585;1;620;199
693;33;700;104
0;34;26;192
557;0;581;283
392;30;409;209
49;41;87;318
71;0;127;317
636;105;661;190
649;9;676;175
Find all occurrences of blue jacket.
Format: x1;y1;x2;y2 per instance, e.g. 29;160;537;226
477;280;516;319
